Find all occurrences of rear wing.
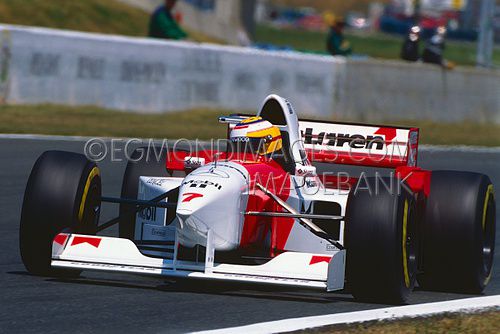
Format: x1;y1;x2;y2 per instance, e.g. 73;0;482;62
221;115;419;169
299;119;419;168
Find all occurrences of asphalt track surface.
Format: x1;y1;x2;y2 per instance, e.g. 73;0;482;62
1;137;499;333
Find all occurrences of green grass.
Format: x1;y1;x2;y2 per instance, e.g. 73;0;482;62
311;310;500;334
0;0;222;43
1;104;499;147
269;0;392;17
0;0;150;37
255;25;500;67
0;104;228;139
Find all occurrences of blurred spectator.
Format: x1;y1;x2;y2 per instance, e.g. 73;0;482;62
422;26;455;69
325;14;352;56
269;9;279;21
400;25;421;62
149;0;187;40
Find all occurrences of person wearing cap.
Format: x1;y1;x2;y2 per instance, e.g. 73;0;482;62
149;0;187;40
401;25;421;62
325;14;352;56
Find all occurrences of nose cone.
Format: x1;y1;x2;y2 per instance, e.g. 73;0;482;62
175;163;249;251
176;189;215;241
176;178;225;248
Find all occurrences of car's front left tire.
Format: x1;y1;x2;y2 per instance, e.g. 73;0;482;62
19;151;101;276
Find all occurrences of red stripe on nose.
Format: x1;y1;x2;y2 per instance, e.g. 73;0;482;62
182;193;204;202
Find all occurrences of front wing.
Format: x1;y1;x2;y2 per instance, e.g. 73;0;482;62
51;233;346;291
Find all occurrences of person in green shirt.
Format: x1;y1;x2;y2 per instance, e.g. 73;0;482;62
326;17;352;56
149;0;188;40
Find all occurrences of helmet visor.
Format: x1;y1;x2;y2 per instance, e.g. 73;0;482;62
230;137;266;156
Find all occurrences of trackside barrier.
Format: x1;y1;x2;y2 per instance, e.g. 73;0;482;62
0;24;498;123
0;24;340;117
340;59;500;124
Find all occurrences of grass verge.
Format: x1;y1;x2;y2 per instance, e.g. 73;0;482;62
0;0;150;37
255;25;500;67
1;104;499;147
0;104;227;139
311;310;500;334
269;0;392;17
0;0;222;44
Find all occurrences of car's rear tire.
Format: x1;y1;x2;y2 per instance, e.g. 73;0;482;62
418;171;496;293
119;147;178;239
20;151;101;276
346;177;418;304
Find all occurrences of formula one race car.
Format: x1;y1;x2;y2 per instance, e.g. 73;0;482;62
19;95;496;304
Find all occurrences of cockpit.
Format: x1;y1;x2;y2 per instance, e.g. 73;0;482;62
219;94;313;175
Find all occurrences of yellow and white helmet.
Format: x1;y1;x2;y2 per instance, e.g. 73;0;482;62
230;117;282;155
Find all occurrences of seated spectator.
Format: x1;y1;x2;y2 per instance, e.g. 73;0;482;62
422;26;455;69
325;14;352;56
149;0;187;40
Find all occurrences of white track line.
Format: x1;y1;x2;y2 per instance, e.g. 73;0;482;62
195;295;500;334
1;134;500;153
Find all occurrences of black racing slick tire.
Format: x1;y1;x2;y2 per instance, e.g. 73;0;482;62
119;147;173;239
19;151;101;276
346;177;418;304
418;171;496;293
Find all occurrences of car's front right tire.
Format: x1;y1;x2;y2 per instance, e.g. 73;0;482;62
345;177;418;304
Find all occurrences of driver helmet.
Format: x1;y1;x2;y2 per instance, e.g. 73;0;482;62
230;117;282;156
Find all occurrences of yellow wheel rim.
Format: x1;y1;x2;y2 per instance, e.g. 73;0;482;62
482;184;495;285
402;199;411;288
78;167;100;222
